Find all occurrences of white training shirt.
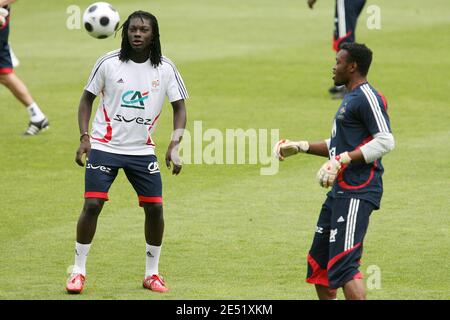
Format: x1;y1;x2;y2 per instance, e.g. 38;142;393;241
85;49;188;155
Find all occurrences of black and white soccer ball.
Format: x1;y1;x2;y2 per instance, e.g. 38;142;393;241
83;2;120;39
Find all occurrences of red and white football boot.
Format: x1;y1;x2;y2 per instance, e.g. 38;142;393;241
66;273;85;294
143;274;169;293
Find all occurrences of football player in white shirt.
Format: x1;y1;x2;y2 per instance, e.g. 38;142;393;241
66;11;187;294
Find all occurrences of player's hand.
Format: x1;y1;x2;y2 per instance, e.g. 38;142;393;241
307;0;317;9
273;139;309;161
75;138;91;167
165;141;182;175
316;152;351;188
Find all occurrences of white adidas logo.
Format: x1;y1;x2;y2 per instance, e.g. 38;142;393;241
337;216;345;223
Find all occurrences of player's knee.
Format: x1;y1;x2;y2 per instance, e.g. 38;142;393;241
82;198;104;216
354;292;366;300
0;74;9;85
315;285;337;300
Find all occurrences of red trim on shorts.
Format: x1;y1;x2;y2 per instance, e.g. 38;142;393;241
84;192;109;200
327;242;361;270
306;254;329;287
353;271;363;280
0;68;13;74
138;196;163;205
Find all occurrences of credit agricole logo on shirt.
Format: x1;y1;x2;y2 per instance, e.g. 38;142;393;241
121;90;149;109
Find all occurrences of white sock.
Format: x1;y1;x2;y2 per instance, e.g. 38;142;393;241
72;242;91;276
26;102;45;123
145;244;161;277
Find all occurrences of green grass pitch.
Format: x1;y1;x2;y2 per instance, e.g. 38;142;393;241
0;0;449;299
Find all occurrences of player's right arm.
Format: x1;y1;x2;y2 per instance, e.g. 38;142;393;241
75;52;109;166
274;139;329;161
75;90;96;167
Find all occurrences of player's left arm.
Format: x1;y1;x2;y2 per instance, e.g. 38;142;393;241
317;97;395;188
318;133;395;187
317;141;395;188
357;94;395;163
165;99;187;176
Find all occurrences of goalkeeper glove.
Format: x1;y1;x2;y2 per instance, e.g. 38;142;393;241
273;139;309;161
0;8;8;27
0;8;8;17
316;152;352;188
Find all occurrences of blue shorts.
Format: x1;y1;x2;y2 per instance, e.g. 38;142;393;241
85;149;162;206
306;196;374;289
0;20;12;74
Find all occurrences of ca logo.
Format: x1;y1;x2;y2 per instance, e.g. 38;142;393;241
148;162;160;174
121;90;149;109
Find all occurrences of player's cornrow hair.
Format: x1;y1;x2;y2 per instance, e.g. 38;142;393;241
117;11;162;67
340;42;373;76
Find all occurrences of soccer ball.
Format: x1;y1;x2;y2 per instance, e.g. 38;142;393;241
83;2;120;39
